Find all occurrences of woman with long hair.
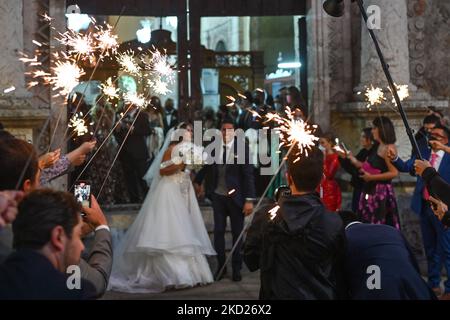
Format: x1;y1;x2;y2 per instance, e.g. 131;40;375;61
348;117;400;228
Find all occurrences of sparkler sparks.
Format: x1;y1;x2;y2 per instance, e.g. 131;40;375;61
148;78;171;96
3;86;15;94
226;96;236;107
69;113;92;137
390;84;409;106
365;85;385;109
124;92;148;108
144;49;176;96
265;107;319;158
94;24;119;54
100;77;119;101
117;51;141;75
57;30;95;60
47;58;85;96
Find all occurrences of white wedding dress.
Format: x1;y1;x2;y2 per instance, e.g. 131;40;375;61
108;129;216;293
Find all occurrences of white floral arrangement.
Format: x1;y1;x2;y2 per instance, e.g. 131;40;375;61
171;142;205;171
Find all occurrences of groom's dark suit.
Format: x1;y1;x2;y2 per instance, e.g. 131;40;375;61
114;107;152;203
195;136;256;276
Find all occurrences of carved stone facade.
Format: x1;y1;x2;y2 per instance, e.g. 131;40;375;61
408;0;450;106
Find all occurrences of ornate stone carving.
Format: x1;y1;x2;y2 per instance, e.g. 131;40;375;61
407;0;450;112
359;0;411;88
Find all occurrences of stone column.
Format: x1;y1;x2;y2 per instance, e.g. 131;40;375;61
357;0;412;90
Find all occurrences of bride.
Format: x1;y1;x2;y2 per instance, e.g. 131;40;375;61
108;122;216;293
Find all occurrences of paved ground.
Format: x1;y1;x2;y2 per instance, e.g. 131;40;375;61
103;263;260;300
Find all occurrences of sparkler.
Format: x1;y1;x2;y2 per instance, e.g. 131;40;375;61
100;77;119;102
3;86;15;94
69;113;93;137
144;49;176;95
226;96;236;107
148;78;171;96
124;92;148;108
46;55;85;97
390;84;409;106
365;85;385;109
117;51;141;75
265;107;319;159
94;24;119;55
57;30;95;61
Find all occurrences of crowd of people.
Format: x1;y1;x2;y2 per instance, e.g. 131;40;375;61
1;83;450;300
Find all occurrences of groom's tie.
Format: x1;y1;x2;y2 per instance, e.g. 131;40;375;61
223;145;227;165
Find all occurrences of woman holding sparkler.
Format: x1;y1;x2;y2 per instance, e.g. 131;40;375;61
318;132;342;211
349;117;400;228
109;122;215;293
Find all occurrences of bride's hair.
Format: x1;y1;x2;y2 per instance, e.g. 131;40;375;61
169;122;192;146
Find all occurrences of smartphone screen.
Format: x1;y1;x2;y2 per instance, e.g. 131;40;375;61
74;181;91;208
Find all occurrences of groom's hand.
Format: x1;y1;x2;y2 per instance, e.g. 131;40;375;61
243;201;254;216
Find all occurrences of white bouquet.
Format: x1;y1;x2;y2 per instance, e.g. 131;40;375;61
172;142;205;171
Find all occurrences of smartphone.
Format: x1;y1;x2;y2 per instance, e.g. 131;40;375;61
74;180;91;208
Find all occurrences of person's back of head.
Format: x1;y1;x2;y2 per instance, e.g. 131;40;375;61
0;137;39;192
13;189;84;272
286;145;324;193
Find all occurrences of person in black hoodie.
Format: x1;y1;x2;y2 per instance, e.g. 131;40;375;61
243;145;347;299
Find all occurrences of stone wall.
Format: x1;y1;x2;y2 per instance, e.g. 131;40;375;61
408;0;450;112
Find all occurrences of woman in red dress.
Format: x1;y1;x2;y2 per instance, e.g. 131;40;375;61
318;133;342;211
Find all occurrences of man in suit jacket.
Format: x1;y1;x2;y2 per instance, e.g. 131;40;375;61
115;104;152;203
0;189;96;299
339;211;436;300
162;98;179;134
194;118;256;282
388;125;450;297
78;194;113;298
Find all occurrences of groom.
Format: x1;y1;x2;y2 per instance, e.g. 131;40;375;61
194;117;256;282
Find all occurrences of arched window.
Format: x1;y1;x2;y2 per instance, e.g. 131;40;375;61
215;40;227;52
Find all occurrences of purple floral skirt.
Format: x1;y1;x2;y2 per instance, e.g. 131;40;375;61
357;183;400;229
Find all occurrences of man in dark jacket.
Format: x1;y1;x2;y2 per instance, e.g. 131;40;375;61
339;211;436;300
243;146;346;299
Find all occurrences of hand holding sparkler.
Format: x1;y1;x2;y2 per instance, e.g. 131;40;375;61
38;149;61;169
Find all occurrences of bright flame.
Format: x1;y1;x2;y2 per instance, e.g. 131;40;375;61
117;51;141;75
69;113;89;137
390;84;409;106
58;30;95;60
144;49;176;96
365;85;385;109
45;55;85;97
264;107;319;159
149;78;171;95
3;86;15;94
95;24;118;54
124;92;148;108
100;77;119;101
